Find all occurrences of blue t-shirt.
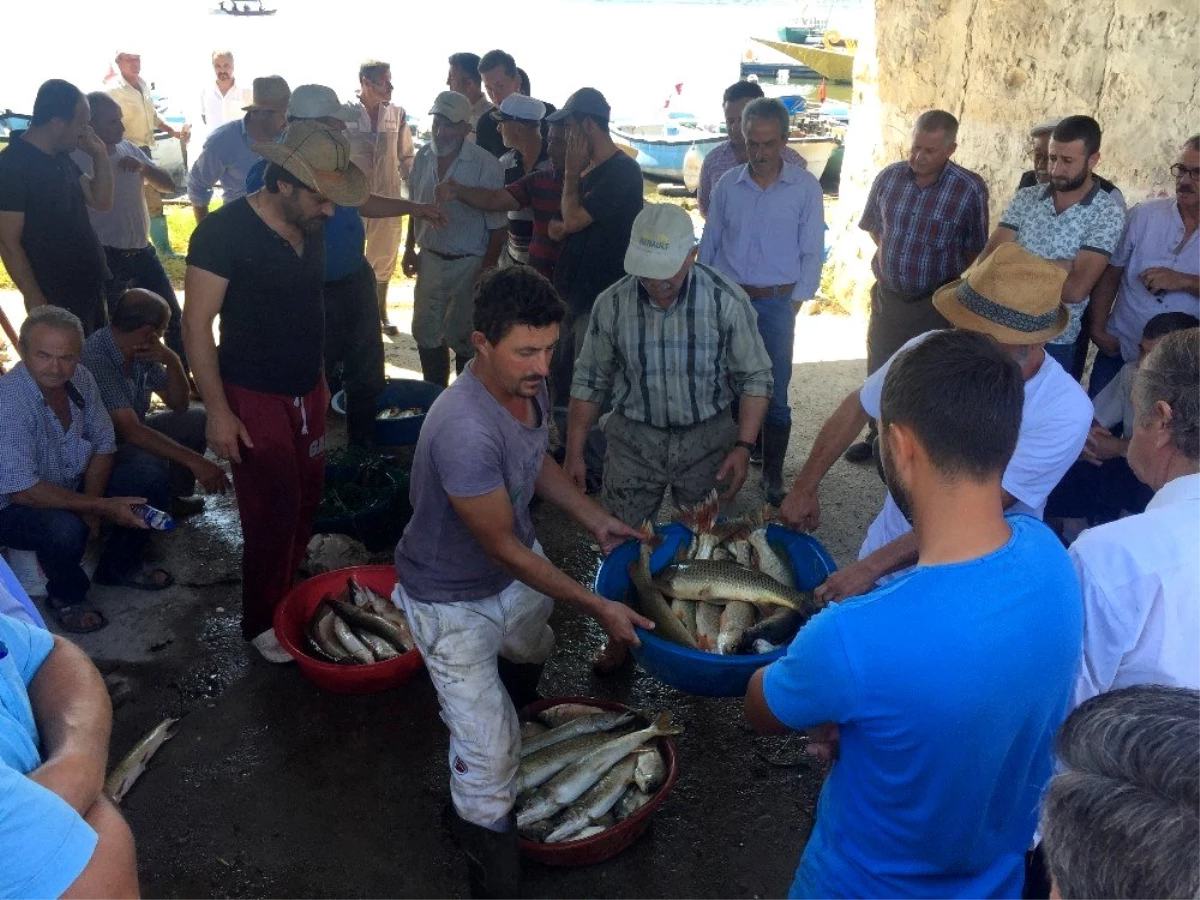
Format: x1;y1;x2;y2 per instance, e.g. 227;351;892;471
763;516;1083;899
245;158;365;282
0;613;98;899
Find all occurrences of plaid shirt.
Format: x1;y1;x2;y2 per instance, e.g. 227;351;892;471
859;160;989;296
571;263;773;429
81;326;169;423
0;363;117;510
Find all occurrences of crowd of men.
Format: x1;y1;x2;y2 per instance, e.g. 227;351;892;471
0;41;1196;900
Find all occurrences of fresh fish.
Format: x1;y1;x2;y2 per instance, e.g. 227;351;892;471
520;710;636;758
516;712;681;828
520;721;549;741
748;513;795;589
357;629;400;662
327;603;374;664
711;546;731;561
633;746;667;793
328;599;409;654
543;754;640;843
592;812;616;828
517;727;639;793
538;704;604;728
628;543;699;649
105;718;178;803
717;600;758;655
613;786;654;821
675;490;721;559
694;601;722;651
740;608;805;653
752;638;782;655
568;825;607;841
654;560;818;614
310;605;351;663
363;595;416;651
670;598;698;639
519;817;556;841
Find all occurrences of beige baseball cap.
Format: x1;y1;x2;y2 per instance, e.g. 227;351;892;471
428;90;473;124
624;204;697;280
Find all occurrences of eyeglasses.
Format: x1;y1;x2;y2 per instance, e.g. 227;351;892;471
1170;164;1200;181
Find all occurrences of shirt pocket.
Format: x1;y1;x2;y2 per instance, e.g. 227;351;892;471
919;216;956;250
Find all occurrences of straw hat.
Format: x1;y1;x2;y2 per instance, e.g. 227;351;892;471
253;120;368;207
933;243;1069;345
243;75;291;113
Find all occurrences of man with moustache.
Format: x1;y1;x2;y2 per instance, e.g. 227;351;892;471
199;50;253;133
1088;135;1200;395
698;80;804;218
700;97;824;506
0;79;113;334
184;122;368;662
845;109;989;463
346;59;416;337
402;91;506;386
979;115;1126;373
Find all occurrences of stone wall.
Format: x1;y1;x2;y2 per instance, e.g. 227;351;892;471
826;0;1200;314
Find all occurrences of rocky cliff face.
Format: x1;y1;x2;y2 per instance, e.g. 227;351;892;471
828;0;1200;313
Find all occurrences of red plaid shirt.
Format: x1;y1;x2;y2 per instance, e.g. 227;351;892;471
505;168;564;281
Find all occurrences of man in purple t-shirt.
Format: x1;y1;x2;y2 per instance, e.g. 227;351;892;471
392;266;651;897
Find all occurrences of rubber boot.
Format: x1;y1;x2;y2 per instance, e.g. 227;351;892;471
451;810;521;899
497;658;543;712
761;422;792;508
149;215;179;259
419;345;451;387
844;420;877;464
377;282;399;336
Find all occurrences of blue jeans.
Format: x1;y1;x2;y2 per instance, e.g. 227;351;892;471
751;295;796;428
103;245;186;371
1088;351;1125;398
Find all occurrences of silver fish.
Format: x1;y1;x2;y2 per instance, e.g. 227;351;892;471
568;825;607;840
654;560;817;614
748;517;795;589
105;718;178;803
328;599;408;654
670;598;698;640
328;604;374;664
740;608;805;653
520;721;548;741
694;601;722;652
543;754;640;843
629;543;699;649
516;713;681;828
716;600;757;655
538;704;604;728
358;629;400;662
633;746;667;793
517;727;639;794
613;786;654;821
309;605;351;663
521;710;636;758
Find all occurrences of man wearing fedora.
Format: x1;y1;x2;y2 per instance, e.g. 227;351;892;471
568;203;773;672
780;243;1093;604
187;75;290;223
184;121;368;662
403;90;507;387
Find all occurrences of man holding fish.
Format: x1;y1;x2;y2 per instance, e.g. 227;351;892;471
392;266;653;898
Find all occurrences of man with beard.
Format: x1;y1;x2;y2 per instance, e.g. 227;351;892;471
0;79;112;334
747;328;1083;900
697;80;803;218
393;267;650;897
979;115;1125;373
184;121;368;662
779;244;1093;604
199;50;252;134
1088;135;1200;396
402;91;506;385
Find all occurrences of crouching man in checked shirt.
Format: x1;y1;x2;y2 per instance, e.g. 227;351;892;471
566;203;773;673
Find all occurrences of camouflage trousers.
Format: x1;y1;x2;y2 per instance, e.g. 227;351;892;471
600;408;737;526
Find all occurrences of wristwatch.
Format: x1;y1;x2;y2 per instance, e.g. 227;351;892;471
734;440;756;453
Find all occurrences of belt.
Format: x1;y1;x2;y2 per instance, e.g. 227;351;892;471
739;283;795;300
104;245;152;257
424;248;475;262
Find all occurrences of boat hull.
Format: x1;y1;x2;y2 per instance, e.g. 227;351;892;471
612;131;725;181
788;137;840;178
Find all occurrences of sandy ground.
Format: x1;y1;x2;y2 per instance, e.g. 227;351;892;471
1;288;888;898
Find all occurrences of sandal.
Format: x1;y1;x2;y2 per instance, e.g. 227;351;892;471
95;566;175;591
46;597;108;634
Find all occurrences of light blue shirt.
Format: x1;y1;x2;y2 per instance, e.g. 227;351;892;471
187;118;259;207
408;140;507;257
0;558;45;628
698;161;825;303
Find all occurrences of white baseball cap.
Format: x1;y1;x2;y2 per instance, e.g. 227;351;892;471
491;94;547;123
429;90;473;124
289;84;358;123
624;204;697;280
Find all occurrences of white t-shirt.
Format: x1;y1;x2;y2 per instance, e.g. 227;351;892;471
71;142;152;250
857;330;1093;564
200;81;253;131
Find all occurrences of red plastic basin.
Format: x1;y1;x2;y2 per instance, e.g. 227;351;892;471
273;564;424;694
517;696;680;867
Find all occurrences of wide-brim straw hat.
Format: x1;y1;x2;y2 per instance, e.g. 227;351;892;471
254;120;368;207
933;243;1069;345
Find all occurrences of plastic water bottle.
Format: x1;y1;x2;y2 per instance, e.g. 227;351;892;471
132;504;176;532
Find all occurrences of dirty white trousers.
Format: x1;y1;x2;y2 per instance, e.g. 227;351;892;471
394;547;554;830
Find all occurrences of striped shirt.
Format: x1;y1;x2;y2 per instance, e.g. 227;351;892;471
697;140;805;217
0;363;117;510
859;160;989;296
505;166;565;280
499;147;551;263
409;141;507;257
81;327;168;423
571;263;773;428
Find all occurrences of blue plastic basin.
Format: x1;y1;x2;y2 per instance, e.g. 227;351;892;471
332;378;444;447
594;523;837;697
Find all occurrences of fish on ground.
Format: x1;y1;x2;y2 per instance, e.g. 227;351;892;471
105;718;179;804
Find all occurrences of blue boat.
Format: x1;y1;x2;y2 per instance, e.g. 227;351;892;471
611;119;726;182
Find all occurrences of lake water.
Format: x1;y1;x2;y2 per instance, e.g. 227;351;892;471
5;0;859;134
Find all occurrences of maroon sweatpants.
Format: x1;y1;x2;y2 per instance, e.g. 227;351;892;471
224;381;327;640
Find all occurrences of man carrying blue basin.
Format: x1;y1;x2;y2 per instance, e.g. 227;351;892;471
391;266;652;897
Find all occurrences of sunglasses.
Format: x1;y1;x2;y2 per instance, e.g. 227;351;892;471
1170;164;1200;181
